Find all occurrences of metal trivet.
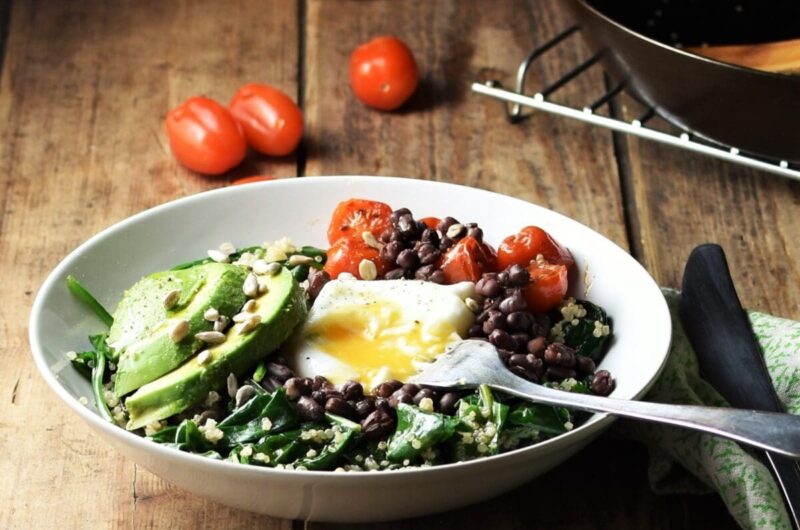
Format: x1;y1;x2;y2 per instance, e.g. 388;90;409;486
472;27;800;183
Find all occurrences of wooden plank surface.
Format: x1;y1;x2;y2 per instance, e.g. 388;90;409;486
2;0;796;528
0;1;297;528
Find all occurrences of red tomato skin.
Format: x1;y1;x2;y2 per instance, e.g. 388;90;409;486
324;237;389;279
327;199;393;245
496;226;575;271
231;175;275;186
349;36;419;111
523;261;569;314
419;217;440;230
441;236;494;284
229;84;304;156
165;96;247;175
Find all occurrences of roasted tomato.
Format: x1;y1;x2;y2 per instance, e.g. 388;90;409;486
165;96;246;175
231;175;275;186
523;260;569;314
496;226;575;271
349;36;419;111
327;198;393;245
324;237;389;279
441;236;496;284
419;217;440;230
228;83;304;156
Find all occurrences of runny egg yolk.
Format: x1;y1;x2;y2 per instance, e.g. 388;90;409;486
288;279;476;390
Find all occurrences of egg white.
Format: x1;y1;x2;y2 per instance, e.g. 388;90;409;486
286;278;476;390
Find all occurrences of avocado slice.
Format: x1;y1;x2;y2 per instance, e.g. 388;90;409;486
125;266;307;430
112;263;248;397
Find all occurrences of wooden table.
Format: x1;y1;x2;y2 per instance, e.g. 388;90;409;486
2;1;798;528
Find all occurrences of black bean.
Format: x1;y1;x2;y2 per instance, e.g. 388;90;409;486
413;388;435;405
511;332;530;352
380;240;404;264
389;388;414;408
361;409;395;440
297;395;325;422
533;314;551;336
306;268;331;299
324;389;344;401
355;397;375;418
385;268;405;280
341;380;364;401
374;397;394;417
499;292;527;314
429;270;446;284
489;329;516;351
325;397;358;420
545;366;577;381
390;208;412;225
497;271;509;286
467;226;483;242
507;311;533;332
508;353;528;367
266;362;294;383
421;228;440;246
438;392;460;414
527;336;547;357
396;214;418;239
417;243;441;265
379;228;395;243
483;310;507;334
284;377;312;400
468;324;483;337
396;248;419;269
475;275;502;298
544;343;577;368
374;380;403;398
439;236;454;252
414;264;436;281
311;389;328;405
401;383;420;395
260;377;282;393
576;355;596;375
436;216;459;233
311;375;330;391
506;264;531;287
590;370;615;396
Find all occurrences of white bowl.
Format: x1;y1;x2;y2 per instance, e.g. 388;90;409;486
29;176;671;522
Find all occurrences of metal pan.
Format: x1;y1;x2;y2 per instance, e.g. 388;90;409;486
568;0;800;162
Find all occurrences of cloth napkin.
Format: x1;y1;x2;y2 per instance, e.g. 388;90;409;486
616;288;800;530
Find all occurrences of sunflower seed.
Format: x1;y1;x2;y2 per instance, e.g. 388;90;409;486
226;373;238;398
232;311;253;323
243;273;259;297
203;307;220;321
265;262;282;275
446;223;465;239
218;241;236;256
240;314;262;334
358;259;377;280
257;277;270;294
242;299;257;313
197;350;211;365
252;259;270;275
288;254;314;266
235;385;257;407
208;249;229;263
195;331;226;344
163;289;181;310
169;320;190;343
213;315;229;332
361;231;384;250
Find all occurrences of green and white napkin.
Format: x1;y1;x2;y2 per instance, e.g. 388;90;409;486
617;288;800;530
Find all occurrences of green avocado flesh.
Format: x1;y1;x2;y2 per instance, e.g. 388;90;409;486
111;263;248;397
125;267;307;430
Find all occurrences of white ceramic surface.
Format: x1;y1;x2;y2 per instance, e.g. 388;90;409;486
29;176;672;522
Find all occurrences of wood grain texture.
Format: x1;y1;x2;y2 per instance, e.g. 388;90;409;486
612;95;800;319
0;1;297;528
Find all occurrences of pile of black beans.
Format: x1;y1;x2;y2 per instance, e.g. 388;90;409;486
469;265;614;396
378;208;483;282
260;355;463;442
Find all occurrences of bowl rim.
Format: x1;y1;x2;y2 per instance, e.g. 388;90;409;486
28;175;672;480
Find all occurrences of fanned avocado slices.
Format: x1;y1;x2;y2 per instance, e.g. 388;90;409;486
111;263;248;397
125;266;307;430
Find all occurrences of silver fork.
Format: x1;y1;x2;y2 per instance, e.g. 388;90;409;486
411;340;800;458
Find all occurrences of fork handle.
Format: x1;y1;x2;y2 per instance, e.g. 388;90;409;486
491;379;800;459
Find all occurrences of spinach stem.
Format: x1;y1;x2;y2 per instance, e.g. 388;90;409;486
66;275;114;327
92;348;114;422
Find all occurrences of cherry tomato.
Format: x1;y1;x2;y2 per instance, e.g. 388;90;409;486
165;96;246;175
327;198;393;245
440;237;495;284
349;36;419;111
231;175;275;186
496;226;575;271
523;261;569;314
419;217;440;230
229;83;304;156
324;237;389;279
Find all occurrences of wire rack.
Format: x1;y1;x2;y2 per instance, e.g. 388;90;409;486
472;27;800;183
